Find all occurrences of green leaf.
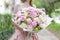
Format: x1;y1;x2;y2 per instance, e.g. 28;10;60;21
26;15;31;18
23;20;27;24
33;27;39;32
37;26;42;30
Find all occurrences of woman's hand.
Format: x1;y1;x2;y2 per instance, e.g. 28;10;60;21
12;21;23;31
32;33;38;40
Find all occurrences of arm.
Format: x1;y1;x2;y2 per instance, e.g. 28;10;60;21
14;4;19;13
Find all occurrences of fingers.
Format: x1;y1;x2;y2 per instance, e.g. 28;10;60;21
12;21;23;31
23;31;28;36
32;33;38;40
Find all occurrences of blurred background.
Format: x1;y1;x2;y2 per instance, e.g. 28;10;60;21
0;0;60;40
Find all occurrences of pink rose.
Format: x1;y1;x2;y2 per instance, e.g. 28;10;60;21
26;7;39;18
15;11;25;18
26;7;36;14
15;11;21;17
31;21;37;28
20;16;26;21
29;13;37;18
28;11;38;18
27;18;32;24
35;9;41;15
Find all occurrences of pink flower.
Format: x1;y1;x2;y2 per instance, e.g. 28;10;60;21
31;21;37;28
27;10;33;14
27;18;32;24
26;7;39;18
29;12;38;18
26;7;35;14
27;11;38;18
35;9;41;15
15;11;25;18
15;11;21;17
26;7;34;14
37;20;41;25
20;16;26;21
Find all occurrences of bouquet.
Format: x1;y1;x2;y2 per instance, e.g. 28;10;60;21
12;7;53;32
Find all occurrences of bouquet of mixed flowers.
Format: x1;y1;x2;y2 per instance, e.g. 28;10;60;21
12;7;53;32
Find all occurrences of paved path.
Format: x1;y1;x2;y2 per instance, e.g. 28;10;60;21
37;29;59;40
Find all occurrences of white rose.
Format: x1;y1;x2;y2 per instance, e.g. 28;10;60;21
24;12;28;17
19;23;27;29
39;15;43;19
34;17;39;21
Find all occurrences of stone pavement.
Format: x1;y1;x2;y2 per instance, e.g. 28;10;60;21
37;29;59;40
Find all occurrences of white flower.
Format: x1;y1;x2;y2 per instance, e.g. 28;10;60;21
39;15;44;19
34;17;39;21
24;12;28;17
39;15;53;29
19;23;27;29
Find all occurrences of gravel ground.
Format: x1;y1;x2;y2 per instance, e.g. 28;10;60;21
37;29;59;40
